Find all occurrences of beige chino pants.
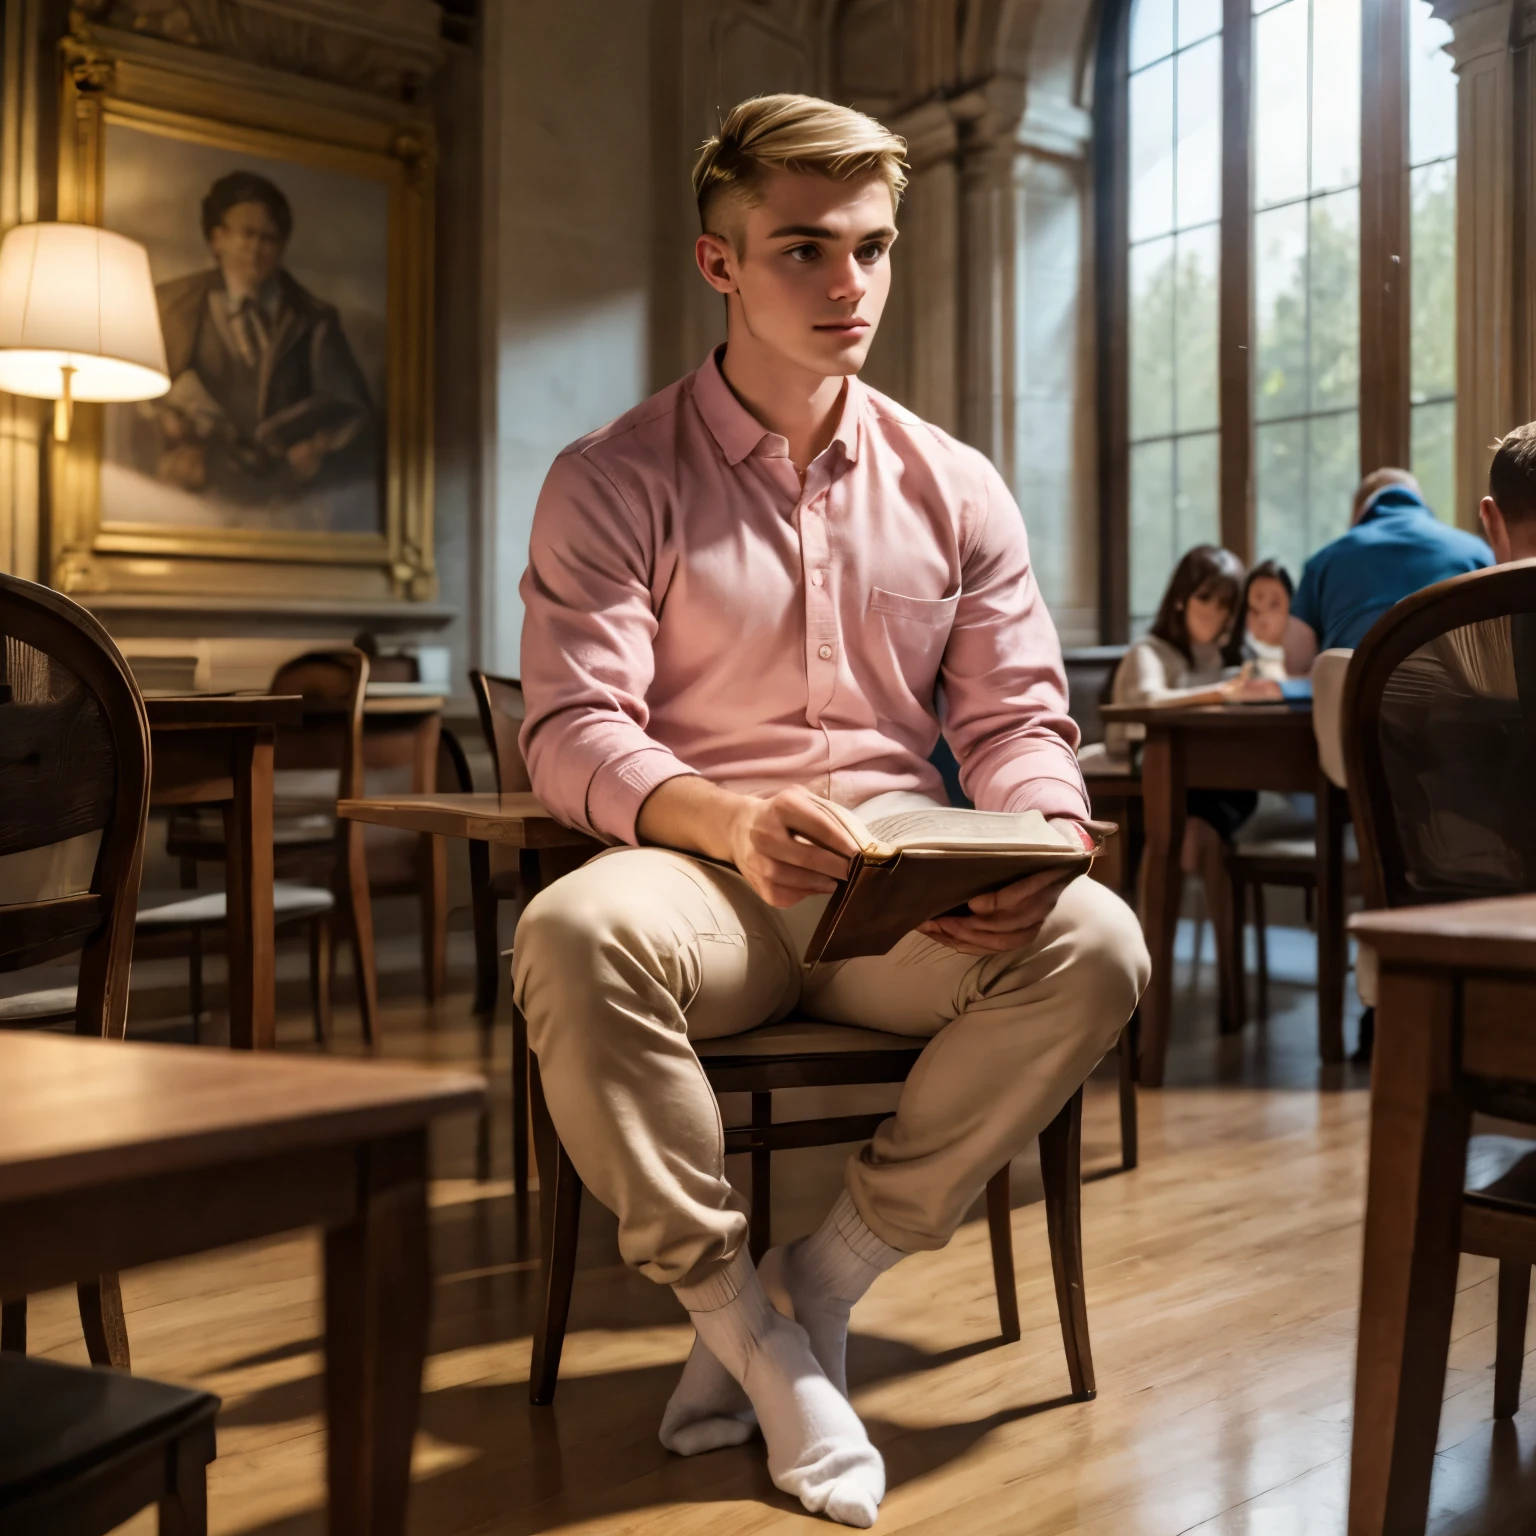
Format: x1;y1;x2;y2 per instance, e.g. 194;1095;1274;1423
512;846;1150;1289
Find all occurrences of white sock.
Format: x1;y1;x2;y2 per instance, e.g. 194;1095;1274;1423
669;1249;885;1528
658;1332;756;1456
760;1189;906;1397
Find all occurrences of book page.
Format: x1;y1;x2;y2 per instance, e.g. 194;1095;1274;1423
863;806;1073;853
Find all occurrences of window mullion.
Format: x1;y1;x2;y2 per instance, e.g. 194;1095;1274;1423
1219;0;1253;562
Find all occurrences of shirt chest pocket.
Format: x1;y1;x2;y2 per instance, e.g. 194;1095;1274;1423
867;587;961;694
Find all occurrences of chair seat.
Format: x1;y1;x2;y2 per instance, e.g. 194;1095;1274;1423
0;985;77;1025
135;882;334;929
1231;825;1360;869
0;1353;218;1504
1466;1133;1536;1211
695;1019;921;1060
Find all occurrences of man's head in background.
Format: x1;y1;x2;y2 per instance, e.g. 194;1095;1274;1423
691;94;907;380
1481;424;1536;563
1352;467;1422;526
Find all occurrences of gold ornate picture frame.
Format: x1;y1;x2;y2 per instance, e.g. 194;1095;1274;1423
51;23;436;604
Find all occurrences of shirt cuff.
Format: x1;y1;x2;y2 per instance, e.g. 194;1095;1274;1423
1001;772;1092;825
585;746;697;846
1279;678;1314;703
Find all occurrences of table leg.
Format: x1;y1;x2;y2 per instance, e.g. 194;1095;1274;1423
1347;967;1468;1535
324;1130;430;1536
413;715;448;1001
225;726;276;1050
1137;731;1185;1088
1316;776;1347;1065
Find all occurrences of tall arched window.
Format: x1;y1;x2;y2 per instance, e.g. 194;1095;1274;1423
1101;0;1460;635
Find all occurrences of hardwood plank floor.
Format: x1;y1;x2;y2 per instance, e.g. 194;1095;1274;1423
24;915;1536;1534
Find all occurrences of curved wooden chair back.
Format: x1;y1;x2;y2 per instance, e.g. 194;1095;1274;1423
469;670;531;793
1342;558;1536;911
0;574;150;1038
270;649;370;801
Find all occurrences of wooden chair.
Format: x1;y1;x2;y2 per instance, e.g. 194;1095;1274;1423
1343;559;1536;1418
0;1353;218;1535
468;671;592;1193
529;1037;1094;1407
0;573;150;1371
167;650;380;1045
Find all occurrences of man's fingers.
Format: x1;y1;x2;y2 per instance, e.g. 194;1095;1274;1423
779;792;863;859
750;856;838;896
765;829;852;881
968;867;1073;916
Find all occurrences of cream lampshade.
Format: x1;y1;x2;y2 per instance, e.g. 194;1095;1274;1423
0;222;169;441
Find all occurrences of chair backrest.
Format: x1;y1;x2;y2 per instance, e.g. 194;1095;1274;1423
0;574;150;1036
1062;645;1130;748
469;670;531;793
270;649;370;800
1343;560;1536;910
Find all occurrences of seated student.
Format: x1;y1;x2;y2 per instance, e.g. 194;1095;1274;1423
1224;559;1293;682
1238;468;1491;702
512;94;1149;1529
1105;546;1250;1013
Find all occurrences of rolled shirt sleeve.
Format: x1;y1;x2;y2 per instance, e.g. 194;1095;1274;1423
518;451;696;844
941;458;1090;823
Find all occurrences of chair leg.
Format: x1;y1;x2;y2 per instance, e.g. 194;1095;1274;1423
1495;1260;1530;1419
510;1003;530;1197
1117;1020;1139;1173
157;1421;213;1536
1;1297;25;1353
309;913;334;1045
77;1273;131;1369
187;929;203;1041
750;1092;773;1263
1253;882;1270;1022
529;1059;583;1406
340;823;380;1048
985;1166;1021;1343
1039;1087;1095;1401
1217;873;1245;1034
470;845;499;1017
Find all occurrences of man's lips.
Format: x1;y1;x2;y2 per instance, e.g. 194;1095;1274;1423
814;319;870;333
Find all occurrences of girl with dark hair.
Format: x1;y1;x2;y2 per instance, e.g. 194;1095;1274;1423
1100;545;1251;1025
1224;558;1294;679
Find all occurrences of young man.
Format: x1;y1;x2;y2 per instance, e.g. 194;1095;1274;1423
513;94;1148;1528
1481;423;1536;562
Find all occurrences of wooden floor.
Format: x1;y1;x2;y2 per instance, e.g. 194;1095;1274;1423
29;912;1536;1534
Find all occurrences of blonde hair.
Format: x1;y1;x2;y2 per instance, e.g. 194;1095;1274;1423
692;94;908;233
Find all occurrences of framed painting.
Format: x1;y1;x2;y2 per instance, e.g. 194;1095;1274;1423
50;24;436;603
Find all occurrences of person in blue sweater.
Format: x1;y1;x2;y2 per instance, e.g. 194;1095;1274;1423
1236;467;1492;702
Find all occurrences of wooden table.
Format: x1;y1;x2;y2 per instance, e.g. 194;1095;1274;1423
1099;701;1349;1086
1348;895;1536;1534
146;695;303;1050
0;1031;482;1533
360;693;449;999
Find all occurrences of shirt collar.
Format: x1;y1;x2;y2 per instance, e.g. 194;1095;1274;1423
1359;484;1431;523
691;346;863;468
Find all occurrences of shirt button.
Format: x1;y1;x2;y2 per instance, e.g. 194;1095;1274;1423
811;571;825;588
818;644;833;660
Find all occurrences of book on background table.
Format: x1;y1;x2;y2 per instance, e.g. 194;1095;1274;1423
803;803;1108;965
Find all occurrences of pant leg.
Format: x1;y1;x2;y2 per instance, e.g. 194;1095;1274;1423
511;847;800;1287
800;876;1149;1252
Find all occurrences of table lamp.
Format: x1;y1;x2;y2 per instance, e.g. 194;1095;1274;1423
0;222;169;441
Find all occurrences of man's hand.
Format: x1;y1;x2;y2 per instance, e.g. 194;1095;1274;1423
636;777;859;908
724;786;861;907
917;817;1089;955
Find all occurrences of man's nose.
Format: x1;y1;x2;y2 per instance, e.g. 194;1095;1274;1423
827;254;866;303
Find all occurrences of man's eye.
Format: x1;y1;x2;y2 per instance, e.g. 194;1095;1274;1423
857;243;888;263
787;245;819;262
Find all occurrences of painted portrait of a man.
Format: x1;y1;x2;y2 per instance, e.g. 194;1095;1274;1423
149;171;376;504
100;125;390;536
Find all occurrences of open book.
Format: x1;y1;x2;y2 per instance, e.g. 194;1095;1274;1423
803;802;1106;965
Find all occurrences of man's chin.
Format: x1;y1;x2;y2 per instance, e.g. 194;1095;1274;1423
802;334;875;377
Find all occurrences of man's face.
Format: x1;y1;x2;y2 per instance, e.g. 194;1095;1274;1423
210;201;285;290
696;170;896;377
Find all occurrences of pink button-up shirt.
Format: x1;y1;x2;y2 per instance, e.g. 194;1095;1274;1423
518;350;1087;845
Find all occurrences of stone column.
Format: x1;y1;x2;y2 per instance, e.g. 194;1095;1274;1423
1434;0;1516;526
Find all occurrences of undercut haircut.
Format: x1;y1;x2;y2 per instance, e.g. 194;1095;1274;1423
1490;423;1536;525
691;94;908;235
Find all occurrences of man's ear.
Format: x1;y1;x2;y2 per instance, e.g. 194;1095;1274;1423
694;232;738;296
1480;496;1511;562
